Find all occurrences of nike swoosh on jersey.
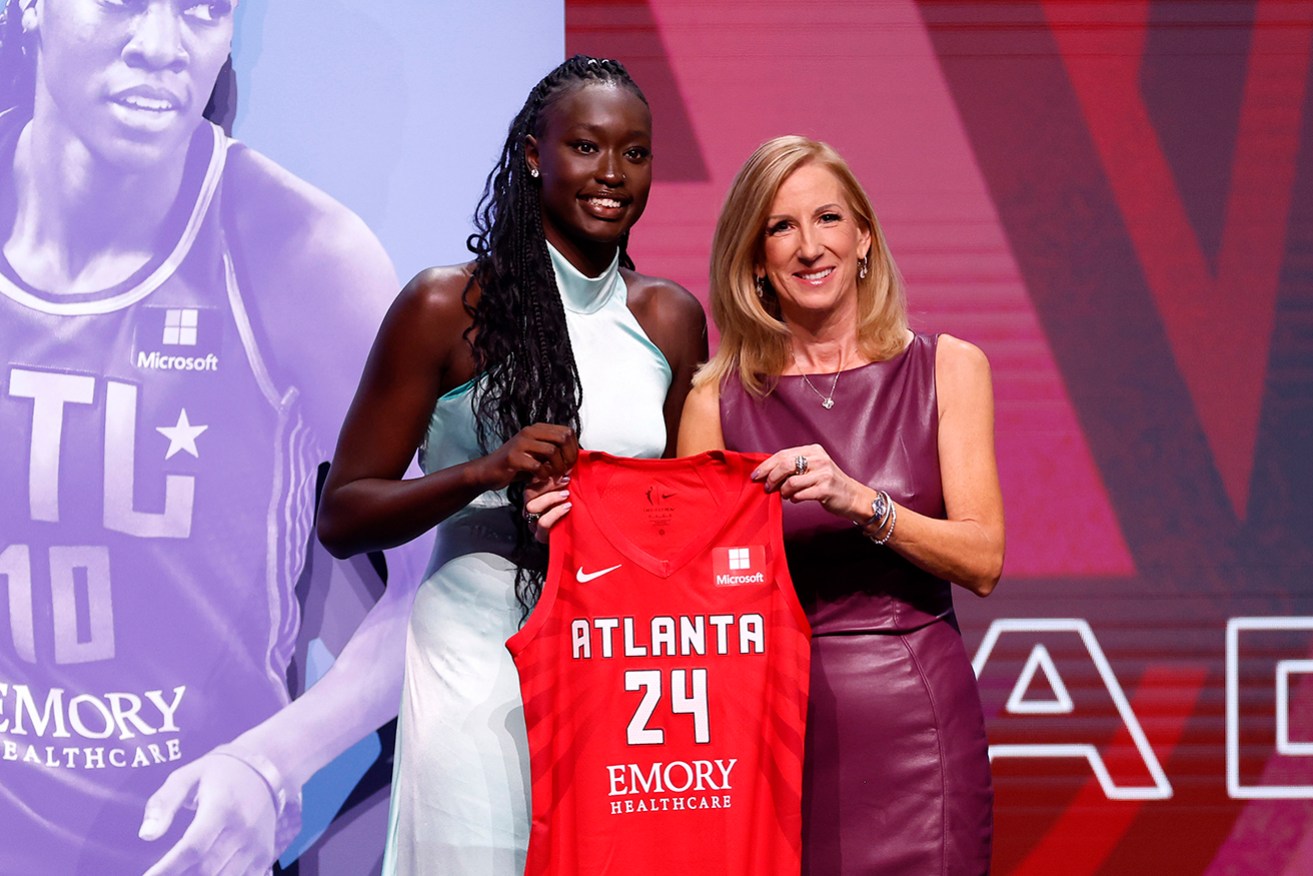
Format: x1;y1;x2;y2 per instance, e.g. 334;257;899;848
576;564;623;583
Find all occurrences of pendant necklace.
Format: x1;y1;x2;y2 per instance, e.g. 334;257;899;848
795;349;845;410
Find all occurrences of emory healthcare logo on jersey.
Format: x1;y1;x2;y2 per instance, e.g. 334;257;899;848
133;306;221;373
712;545;766;587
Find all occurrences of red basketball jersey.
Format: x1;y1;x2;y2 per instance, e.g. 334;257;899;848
508;450;811;875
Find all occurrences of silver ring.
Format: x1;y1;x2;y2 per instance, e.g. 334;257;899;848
794;455;808;477
525;512;541;527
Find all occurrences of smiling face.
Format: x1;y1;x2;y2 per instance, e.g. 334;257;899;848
525;81;653;276
759;161;872;325
31;0;236;170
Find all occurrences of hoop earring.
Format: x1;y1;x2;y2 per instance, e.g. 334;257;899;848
858;255;869;280
754;276;766;299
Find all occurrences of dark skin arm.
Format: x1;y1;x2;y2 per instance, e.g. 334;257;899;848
317;265;578;558
621;269;709;456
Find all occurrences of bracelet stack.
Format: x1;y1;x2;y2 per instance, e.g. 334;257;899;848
858;490;897;545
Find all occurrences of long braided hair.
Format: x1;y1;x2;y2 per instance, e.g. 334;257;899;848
465;55;648;615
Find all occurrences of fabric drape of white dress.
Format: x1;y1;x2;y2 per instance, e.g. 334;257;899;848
381;245;672;874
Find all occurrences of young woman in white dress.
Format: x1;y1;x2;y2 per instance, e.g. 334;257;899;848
317;55;707;874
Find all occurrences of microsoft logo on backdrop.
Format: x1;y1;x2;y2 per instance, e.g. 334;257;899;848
133;307;222;372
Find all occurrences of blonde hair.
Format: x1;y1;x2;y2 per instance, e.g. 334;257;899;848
696;135;907;396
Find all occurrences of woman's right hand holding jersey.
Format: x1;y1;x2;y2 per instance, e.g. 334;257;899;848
476;423;579;490
487;427;577;544
318;268;578;558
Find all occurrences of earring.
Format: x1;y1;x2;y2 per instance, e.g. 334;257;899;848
529;166;540;179
858;255;869;280
21;3;37;33
754;276;766;299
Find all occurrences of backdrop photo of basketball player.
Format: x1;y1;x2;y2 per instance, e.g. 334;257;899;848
678;136;1004;875
0;1;423;873
316;56;707;873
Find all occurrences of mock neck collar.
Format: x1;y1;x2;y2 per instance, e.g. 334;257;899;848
548;241;622;314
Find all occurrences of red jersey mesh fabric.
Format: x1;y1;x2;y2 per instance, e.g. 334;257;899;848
508;450;811;875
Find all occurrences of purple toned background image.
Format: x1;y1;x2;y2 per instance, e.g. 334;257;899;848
0;1;561;873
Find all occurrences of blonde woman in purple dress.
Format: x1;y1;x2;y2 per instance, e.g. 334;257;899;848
679;135;1003;875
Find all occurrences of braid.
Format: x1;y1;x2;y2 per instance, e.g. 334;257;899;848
465;55;649;616
617;229;636;271
0;0;34;116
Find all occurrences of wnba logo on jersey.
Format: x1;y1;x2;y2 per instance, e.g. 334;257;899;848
132;306;222;372
712;545;766;587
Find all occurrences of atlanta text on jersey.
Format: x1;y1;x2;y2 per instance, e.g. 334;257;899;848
135;350;220;372
571;614;766;660
606;758;738;815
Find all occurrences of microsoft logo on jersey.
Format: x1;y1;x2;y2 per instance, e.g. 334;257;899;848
133;307;221;373
712;545;766;586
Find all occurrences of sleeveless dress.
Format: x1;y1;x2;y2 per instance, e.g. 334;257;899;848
381;244;672;874
719;333;993;875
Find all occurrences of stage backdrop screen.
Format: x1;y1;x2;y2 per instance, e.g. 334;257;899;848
567;0;1313;872
0;2;561;874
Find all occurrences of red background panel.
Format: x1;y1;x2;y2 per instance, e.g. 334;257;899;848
570;1;1313;872
571;0;1135;581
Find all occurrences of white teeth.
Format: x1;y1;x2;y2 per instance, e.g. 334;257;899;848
800;269;832;281
588;197;622;209
120;95;174;112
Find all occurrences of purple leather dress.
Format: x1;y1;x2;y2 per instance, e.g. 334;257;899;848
720;333;993;875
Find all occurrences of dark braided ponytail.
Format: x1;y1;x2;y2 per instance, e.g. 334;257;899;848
464;55;649;616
